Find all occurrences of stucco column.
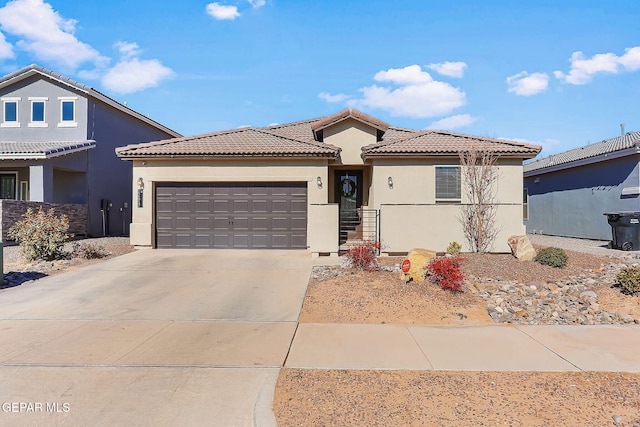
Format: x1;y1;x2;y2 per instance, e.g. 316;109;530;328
29;164;53;202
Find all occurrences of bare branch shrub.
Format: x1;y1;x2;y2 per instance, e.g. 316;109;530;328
459;149;500;253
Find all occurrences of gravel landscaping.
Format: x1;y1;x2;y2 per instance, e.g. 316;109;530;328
2;237;134;290
276;237;640;426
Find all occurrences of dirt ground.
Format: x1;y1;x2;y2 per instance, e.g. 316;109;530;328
276;249;640;426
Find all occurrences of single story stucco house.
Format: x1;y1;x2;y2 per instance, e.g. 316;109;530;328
116;108;541;255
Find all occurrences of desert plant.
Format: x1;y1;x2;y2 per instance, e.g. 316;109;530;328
8;207;73;261
426;255;465;292
446;241;462;255
458;149;500;253
344;240;381;271
534;247;568;268
616;266;640;295
72;242;107;259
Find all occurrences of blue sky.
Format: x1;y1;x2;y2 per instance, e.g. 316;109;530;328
0;0;639;157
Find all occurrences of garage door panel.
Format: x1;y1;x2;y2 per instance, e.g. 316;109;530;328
175;199;192;213
252;217;269;230
195;217;210;229
233;199;250;213
291;217;307;230
156;182;307;249
271;199;288;213
213;200;231;213
252;200;269;213
290;199;307;213
251;234;268;248
213;217;231;230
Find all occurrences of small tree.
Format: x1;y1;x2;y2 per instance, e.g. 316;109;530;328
458;148;500;253
8;207;73;261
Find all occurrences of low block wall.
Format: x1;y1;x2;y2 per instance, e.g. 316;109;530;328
0;200;88;241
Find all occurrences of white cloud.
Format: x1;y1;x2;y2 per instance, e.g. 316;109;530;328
427;61;467;78
101;48;173;94
114;41;141;60
318;92;350;103
0;0;104;69
373;64;433;85
554;46;640;85
427;114;477;130
206;3;240;20
0;31;13;59
505;136;561;156
506;71;549;96
347;65;466;118
618;46;640;71
248;0;266;8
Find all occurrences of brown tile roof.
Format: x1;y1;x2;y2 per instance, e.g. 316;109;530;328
116;108;540;160
362;130;541;159
116;127;340;158
310;108;390;140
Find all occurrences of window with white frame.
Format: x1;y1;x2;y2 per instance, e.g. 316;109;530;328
1;97;20;127
58;96;77;127
523;188;529;221
435;166;461;202
28;97;48;127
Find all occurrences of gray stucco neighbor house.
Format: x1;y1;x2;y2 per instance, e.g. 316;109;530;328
523;130;640;240
0;64;180;237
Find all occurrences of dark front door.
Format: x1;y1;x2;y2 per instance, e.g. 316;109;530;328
0;174;16;199
334;170;363;244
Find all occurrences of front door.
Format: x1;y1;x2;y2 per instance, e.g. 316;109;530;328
0;174;16;199
334;170;363;244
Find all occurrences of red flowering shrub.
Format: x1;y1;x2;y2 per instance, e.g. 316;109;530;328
344;240;381;271
426;255;465;292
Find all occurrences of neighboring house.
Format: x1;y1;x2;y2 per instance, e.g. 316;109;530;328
116;108;540;255
524;131;640;240
0;64;180;238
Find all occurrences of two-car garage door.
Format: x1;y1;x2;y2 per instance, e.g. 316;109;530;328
155;182;307;249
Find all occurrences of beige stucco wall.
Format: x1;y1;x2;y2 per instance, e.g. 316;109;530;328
373;157;525;253
370;157;523;207
308;204;339;253
323;118;377;165
130;158;332;252
381;204;525;253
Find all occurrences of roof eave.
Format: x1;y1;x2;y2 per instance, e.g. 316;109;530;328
117;152;338;160
524;146;640;177
363;151;540;160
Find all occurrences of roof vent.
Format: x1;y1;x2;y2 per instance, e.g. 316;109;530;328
621;123;625;136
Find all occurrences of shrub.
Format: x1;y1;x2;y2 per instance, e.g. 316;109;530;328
534;247;568;268
426;255;465;292
616;266;640;295
72;242;107;259
446;241;462;256
344;240;381;271
8;207;73;261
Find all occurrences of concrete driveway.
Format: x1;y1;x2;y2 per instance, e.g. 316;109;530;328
0;249;313;426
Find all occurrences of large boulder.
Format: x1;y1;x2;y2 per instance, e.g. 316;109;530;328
401;248;437;282
507;235;536;261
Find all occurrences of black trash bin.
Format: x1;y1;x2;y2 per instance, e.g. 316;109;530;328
604;212;640;251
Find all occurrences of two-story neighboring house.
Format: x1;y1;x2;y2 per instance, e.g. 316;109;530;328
0;64;180;238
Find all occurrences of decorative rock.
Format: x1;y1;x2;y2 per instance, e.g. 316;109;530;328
507;235;537;261
405;248;436;283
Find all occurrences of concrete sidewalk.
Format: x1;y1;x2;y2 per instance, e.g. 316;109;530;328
286;323;640;372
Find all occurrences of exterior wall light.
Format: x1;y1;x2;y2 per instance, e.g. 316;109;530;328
317;176;322;188
388;176;393;189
